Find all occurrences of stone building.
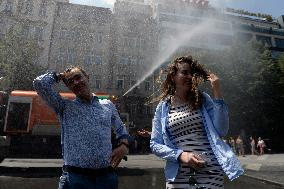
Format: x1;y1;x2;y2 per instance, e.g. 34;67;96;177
111;0;158;128
0;0;68;67
48;2;113;92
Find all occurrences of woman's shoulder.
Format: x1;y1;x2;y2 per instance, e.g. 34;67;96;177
155;98;170;111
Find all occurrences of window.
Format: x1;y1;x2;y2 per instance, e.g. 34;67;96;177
57;48;65;64
130;104;137;115
95;56;102;65
144;105;152;115
4;0;13;13
120;56;130;64
24;0;33;15
84;50;94;65
59;29;67;40
97;33;102;44
256;35;272;46
67;48;76;64
94;77;101;89
34;26;44;41
130;57;137;64
275;38;284;49
117;79;124;89
145;81;150;91
39;0;47;17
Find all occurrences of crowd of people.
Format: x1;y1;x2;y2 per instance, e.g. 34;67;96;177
223;135;268;156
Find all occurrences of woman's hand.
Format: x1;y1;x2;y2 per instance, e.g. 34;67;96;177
207;73;223;99
179;152;205;170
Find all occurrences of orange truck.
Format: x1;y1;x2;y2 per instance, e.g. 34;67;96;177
0;90;129;159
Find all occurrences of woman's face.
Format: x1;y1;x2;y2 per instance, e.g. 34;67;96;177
173;63;193;93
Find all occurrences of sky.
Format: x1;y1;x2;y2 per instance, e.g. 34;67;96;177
70;0;284;18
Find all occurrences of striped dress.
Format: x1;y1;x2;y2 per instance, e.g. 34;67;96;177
166;103;224;189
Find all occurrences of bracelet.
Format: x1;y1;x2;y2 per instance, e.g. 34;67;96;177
118;141;129;148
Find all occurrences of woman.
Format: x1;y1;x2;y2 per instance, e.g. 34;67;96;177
257;137;266;155
150;55;244;189
250;136;256;155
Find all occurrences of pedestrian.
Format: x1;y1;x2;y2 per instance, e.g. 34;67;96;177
229;137;236;154
150;55;244;189
236;135;245;157
33;66;130;189
257;137;266;155
249;136;256;155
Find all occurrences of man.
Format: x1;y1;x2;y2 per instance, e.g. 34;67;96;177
33;66;129;189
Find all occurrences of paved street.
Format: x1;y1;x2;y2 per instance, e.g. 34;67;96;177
0;154;284;188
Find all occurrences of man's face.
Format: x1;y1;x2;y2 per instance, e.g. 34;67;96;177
63;68;90;97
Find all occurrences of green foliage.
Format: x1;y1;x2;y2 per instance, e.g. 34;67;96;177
226;8;273;21
0;29;44;91
199;40;284;152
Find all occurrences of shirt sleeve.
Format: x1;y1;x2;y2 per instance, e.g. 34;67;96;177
203;92;229;137
108;100;129;141
150;102;183;162
33;72;65;116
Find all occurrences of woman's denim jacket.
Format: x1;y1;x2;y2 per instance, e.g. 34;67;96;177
150;92;244;181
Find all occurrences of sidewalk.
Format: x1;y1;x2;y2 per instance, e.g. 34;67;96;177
1;154;284;186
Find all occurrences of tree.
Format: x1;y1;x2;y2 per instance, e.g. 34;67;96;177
0;29;44;91
199;40;284;152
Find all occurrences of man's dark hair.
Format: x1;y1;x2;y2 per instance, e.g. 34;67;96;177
62;66;88;85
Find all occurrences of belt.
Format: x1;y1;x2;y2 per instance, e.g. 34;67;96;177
63;165;114;177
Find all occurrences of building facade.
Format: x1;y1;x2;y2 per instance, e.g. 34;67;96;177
1;0;284;129
0;0;68;67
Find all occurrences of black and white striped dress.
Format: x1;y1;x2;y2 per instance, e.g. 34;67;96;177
166;103;224;189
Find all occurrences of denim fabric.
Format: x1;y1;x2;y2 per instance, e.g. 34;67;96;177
150;92;244;181
33;72;129;169
58;171;118;189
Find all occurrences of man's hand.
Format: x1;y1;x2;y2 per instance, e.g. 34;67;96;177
111;144;128;168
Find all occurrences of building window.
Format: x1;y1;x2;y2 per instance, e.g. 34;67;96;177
120;56;130;64
275;38;284;49
145;81;150;91
39;0;47;17
144;105;152;115
34;26;44;41
130;57;137;64
97;33;102;44
59;29;66;39
57;48;65;64
117;79;124;89
95;56;102;65
84;50;94;65
94;77;101;89
256;35;272;46
67;48;76;64
4;0;13;13
24;0;33;15
130;104;137;115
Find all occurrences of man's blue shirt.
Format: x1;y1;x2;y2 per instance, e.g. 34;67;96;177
33;72;129;168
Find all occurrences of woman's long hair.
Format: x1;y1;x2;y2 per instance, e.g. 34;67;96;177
159;55;209;110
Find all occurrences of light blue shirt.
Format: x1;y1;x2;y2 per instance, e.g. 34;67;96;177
33;72;129;169
150;93;244;181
